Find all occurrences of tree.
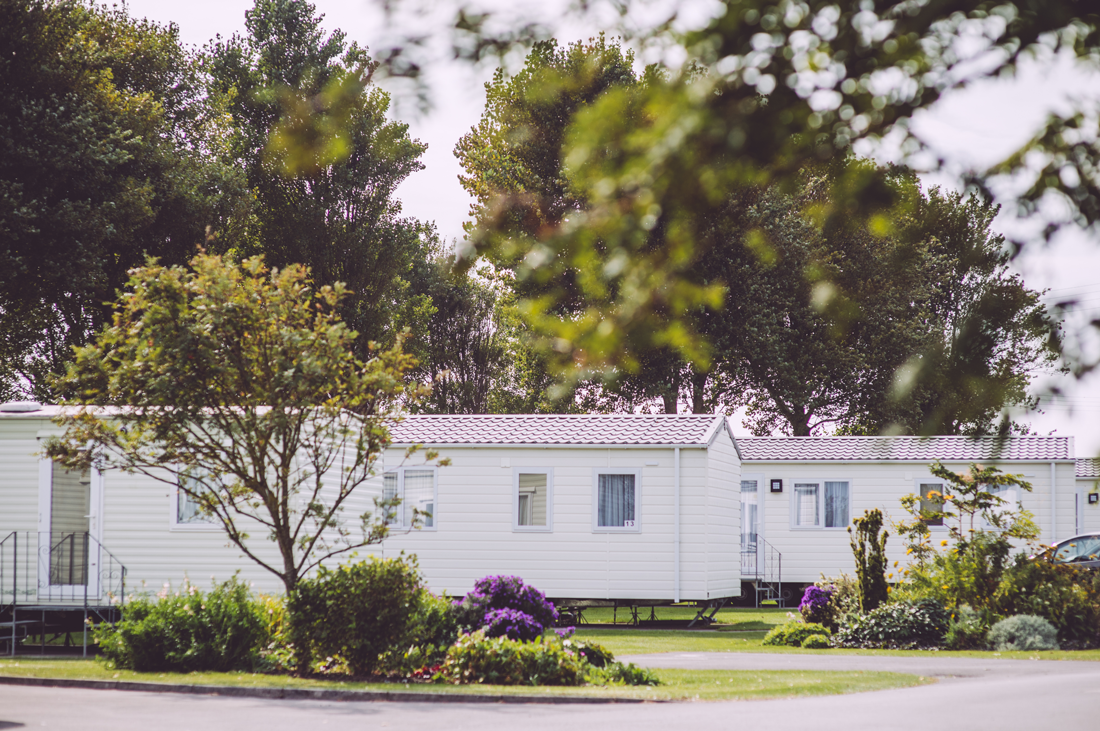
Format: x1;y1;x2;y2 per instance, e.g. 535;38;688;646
45;253;435;605
208;0;428;355
403;243;508;415
895;461;1039;565
706;164;1059;436
0;0;245;400
453;1;1100;429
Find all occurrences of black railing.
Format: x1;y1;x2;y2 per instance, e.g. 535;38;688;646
741;536;782;607
1;531;126;656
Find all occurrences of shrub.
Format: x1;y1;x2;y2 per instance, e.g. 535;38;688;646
380;591;461;675
799;585;834;626
992;555;1100;648
762;622;831;647
944;605;988;650
988;615;1060;651
484;608;544;642
590;660;660;686
94;577;268;672
849;509;890;612
438;631;657;687
801;634;830;649
901;532;1014;613
289;556;422;675
454;575;558;633
811;575;861;631
439;631;587;685
833;598;949;649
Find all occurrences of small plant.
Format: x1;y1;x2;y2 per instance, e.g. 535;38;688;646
589;660;660;686
944;605;988;650
987;615;1060;651
762;622;831;647
798;585;834;626
801;634;830;649
849;509;890;613
94;577;268;672
833;598;950;649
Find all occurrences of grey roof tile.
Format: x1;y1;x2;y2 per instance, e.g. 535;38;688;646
388;414;725;446
1077;458;1100;478
739;436;1072;462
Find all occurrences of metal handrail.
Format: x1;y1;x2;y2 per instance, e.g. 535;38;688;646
1;531;126;657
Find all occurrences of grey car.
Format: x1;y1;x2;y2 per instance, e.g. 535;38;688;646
1049;533;1100;569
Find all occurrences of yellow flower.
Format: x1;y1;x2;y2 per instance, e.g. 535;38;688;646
941;584;949;590
893;561;899;567
887;587;893;593
940;540;948;547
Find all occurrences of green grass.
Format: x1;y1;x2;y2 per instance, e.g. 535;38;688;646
574;605;787;631
576;628;1100;661
0;658;928;701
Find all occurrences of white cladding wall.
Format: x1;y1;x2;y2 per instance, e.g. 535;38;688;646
1;417;378;597
1078;478;1100;534
374;437;742;601
0;420;40;536
705;434;740;598
748;459;1078;584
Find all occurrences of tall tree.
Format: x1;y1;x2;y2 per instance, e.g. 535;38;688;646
208;0;428;353
454;1;1100;429
0;0;244;400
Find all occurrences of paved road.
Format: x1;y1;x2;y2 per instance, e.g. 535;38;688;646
1;654;1098;731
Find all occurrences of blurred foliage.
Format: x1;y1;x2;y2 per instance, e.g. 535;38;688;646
443;1;1100;429
0;0;246;400
456;33;1059;431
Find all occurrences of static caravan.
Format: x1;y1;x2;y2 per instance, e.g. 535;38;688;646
374;414;742;610
0;403;363;614
738;436;1078;590
1077;459;1100;535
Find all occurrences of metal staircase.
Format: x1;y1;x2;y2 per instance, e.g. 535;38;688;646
741;536;783;607
0;531;126;656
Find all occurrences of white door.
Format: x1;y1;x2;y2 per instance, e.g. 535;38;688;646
740;474;764;576
38;459;103;598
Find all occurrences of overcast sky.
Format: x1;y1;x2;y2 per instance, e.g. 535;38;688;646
121;0;1100;455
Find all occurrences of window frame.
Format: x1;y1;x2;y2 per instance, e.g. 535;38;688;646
914;478;949;531
591;468;642;533
170;472;223;532
740;472;765;550
512;468;554;533
382;466;439;531
788;478;851;530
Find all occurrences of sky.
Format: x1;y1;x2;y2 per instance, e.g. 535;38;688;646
120;0;1100;455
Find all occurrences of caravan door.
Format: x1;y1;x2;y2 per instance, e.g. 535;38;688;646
38;459;104;599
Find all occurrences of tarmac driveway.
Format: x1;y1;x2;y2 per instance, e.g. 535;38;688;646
1;653;1097;731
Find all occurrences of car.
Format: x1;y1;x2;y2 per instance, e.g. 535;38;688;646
1048;533;1100;570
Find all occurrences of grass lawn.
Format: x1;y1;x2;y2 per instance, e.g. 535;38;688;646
574;605;784;631
578;627;1100;661
0;658;929;702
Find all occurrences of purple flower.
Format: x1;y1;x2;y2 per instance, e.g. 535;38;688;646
483;608;544;642
554;627;576;639
799;585;834;624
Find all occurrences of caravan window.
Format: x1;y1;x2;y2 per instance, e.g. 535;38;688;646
382;468;437;530
593;469;641;532
791;480;850;529
172;471;221;530
514;469;553;531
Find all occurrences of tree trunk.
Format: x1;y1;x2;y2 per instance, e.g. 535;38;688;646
662;390;677;414
690;369;709;414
